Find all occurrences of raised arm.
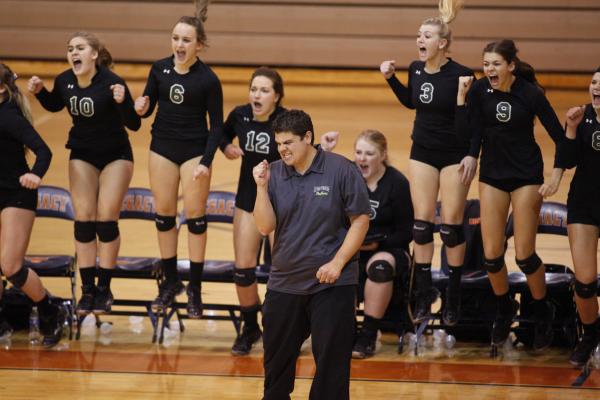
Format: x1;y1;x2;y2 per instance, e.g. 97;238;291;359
253;160;276;235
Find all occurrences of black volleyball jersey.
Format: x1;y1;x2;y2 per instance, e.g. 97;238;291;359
0;100;52;189
564;104;600;199
386;59;477;154
35;66;140;151
458;76;567;181
142;56;223;167
366;166;413;251
221;104;284;211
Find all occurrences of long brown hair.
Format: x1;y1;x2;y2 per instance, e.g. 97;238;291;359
0;62;33;124
69;31;114;69
483;39;542;90
250;67;285;107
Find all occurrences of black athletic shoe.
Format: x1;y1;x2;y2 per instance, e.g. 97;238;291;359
570;332;599;368
39;303;67;348
231;324;262;356
491;298;519;346
76;285;96;316
442;286;461;326
151;280;184;312
352;329;377;359
186;284;203;319
413;286;440;323
532;301;556;351
93;286;114;314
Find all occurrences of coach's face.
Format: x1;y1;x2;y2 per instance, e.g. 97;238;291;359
275;131;312;169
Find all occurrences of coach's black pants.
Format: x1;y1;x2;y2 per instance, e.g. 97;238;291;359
262;285;356;400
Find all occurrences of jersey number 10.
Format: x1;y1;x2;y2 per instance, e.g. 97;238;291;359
69;96;95;117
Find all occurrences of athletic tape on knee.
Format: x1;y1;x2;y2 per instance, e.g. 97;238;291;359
516;252;542;275
96;220;119;242
575;279;598;299
439;223;465;248
367;260;395;283
74;220;96;243
483;255;505;273
155;214;176;232
412;220;434;245
7;265;29;289
233;267;257;287
187;216;207;234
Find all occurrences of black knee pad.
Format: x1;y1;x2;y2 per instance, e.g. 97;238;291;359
412;220;434;245
74;220;96;243
7;265;29;289
96;220;119;242
367;260;395;283
187;216;207;234
155;214;176;232
483;255;505;273
233;267;257;287
575;279;598;299
439;223;465;248
516;252;542;275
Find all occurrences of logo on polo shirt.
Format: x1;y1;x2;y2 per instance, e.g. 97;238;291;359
313;185;330;197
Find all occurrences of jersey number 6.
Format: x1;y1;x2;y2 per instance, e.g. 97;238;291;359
169;84;185;104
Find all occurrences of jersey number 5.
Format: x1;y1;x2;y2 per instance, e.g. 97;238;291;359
245;130;270;154
169;84;185;104
69;96;94;117
419;83;434;104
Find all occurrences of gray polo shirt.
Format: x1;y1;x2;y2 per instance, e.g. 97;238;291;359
267;148;371;295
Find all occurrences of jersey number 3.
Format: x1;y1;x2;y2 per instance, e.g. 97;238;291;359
69;96;94;117
169;84;185;104
419;83;434;104
245;130;270;154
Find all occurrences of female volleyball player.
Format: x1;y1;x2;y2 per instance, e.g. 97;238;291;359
134;0;222;318
351;129;413;359
379;0;477;325
1;62;66;347
563;66;600;367
457;39;567;350
28;33;140;316
222;66;339;355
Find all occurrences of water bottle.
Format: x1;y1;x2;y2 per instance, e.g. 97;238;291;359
432;329;447;350
29;306;40;344
591;344;600;369
444;333;456;350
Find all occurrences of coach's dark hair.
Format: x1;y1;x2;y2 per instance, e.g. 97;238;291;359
483;39;542;91
69;32;113;69
595;66;600;74
250;67;284;107
0;62;33;124
177;0;210;47
272;109;314;144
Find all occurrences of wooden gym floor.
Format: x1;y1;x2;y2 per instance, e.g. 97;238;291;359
0;61;599;399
